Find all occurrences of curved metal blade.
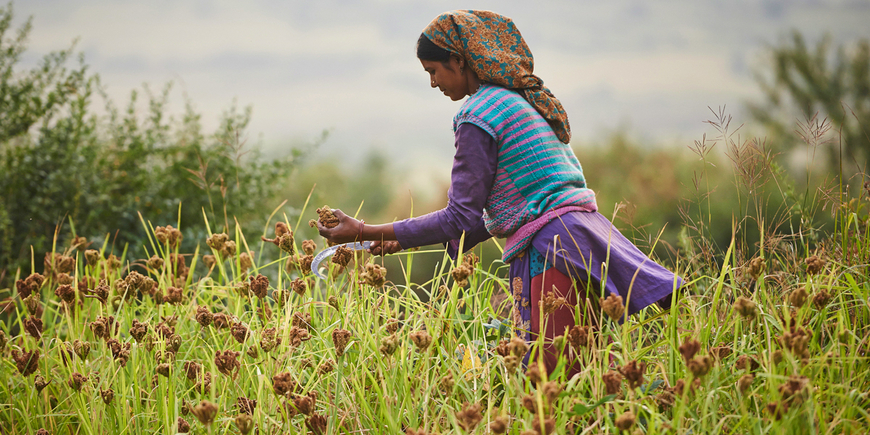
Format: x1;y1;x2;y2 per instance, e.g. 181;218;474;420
310;241;372;279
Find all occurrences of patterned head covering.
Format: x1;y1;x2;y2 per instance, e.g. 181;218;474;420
423;10;571;143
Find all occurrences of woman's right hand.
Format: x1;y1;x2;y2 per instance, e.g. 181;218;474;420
315;209;360;245
369;240;402;256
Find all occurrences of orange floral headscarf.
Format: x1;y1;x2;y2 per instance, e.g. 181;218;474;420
423;10;571;143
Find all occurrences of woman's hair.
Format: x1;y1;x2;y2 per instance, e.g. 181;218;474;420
416;34;452;63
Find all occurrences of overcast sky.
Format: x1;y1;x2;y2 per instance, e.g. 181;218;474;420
12;0;870;174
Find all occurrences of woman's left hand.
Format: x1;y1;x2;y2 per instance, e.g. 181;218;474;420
316;209;360;244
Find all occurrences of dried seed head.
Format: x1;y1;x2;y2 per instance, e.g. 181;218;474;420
737;373;754;393
451;263;473;287
23;316;43;339
165;286;183;305
542;380;562;405
106;254;121;272
305;413;328;435
805;255;825;275
235;414;254;435
601;293;625;321
379;334;400;357
260;327;282;353
237;397;257;415
733;297;758;320
250;274;269;299
440;373;455;391
766;400;789;420
231;322;250;344
734;354;761;371
299;254;314;274
272;372;298;397
195;306;214;327
525;363;543;384
541;291;567;316
811;289;832;309
618;360;647;389
332;328;352;357
73;340;90;360
106;339;131;366
318;358;335;375
678;338;701;362
328;295;340;311
194;372;213;394
54;284;76;304
34;374;50;392
130;319;149;342
315;206;340;228
361;263;388;287
455;402;483;432
615;411;636;431
85;249;101;267
521;394;536;413
192;400;218;425
156;363;172;378
781;327;812;360
100;388;114;404
687;355;714;378
566;325;591;350
156;317;176;339
183;361;202;381
147;255;164;270
745;257;764;280
68;372;88;391
508;336;529;357
489;415;510;434
503;355;520;374
409;330;433;351
207;233;228;251
203;254;216;269
789;287;808;307
602;370;623;395
294;392;317;415
292;311;313;331
290;277;309;296
213;313;230;329
215;350;242;377
332;245;353;267
710;345;732;361
302;240;317;255
239;251;254;272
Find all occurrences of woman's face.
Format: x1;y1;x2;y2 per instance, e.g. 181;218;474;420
421;57;469;101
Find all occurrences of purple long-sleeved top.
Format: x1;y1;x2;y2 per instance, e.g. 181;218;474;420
393;123;495;252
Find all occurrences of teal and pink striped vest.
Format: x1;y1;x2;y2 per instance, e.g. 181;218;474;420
454;84;598;262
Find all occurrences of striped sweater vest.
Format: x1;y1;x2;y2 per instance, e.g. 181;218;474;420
453;84;597;262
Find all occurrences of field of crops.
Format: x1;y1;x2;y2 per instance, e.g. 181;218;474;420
2;182;869;435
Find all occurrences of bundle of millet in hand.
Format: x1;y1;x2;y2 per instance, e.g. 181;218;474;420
308;205;340;229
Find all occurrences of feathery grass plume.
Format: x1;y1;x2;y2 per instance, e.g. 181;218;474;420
455;402;483;432
619;360;647;389
192;400;218;425
12;349;39;376
733;297;758;320
805;255;825;275
332;328;351;357
602;370;623;395
614;411;636;431
235;414;254;435
236;397;257;415
601;293;625;321
361;262;387;287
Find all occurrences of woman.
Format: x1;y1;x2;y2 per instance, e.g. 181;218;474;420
317;10;680;376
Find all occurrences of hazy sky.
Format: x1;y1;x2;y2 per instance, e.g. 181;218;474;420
12;0;870;173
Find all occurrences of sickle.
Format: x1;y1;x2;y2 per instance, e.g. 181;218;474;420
310;241;372;279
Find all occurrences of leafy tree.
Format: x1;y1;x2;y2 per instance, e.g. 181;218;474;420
749;31;870;173
0;2;306;279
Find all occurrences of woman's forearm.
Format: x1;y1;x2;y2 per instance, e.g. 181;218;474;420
361;222;397;242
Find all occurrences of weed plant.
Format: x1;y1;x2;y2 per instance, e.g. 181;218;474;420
1;112;869;434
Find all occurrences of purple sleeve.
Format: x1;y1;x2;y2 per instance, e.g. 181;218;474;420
393;123;496;251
